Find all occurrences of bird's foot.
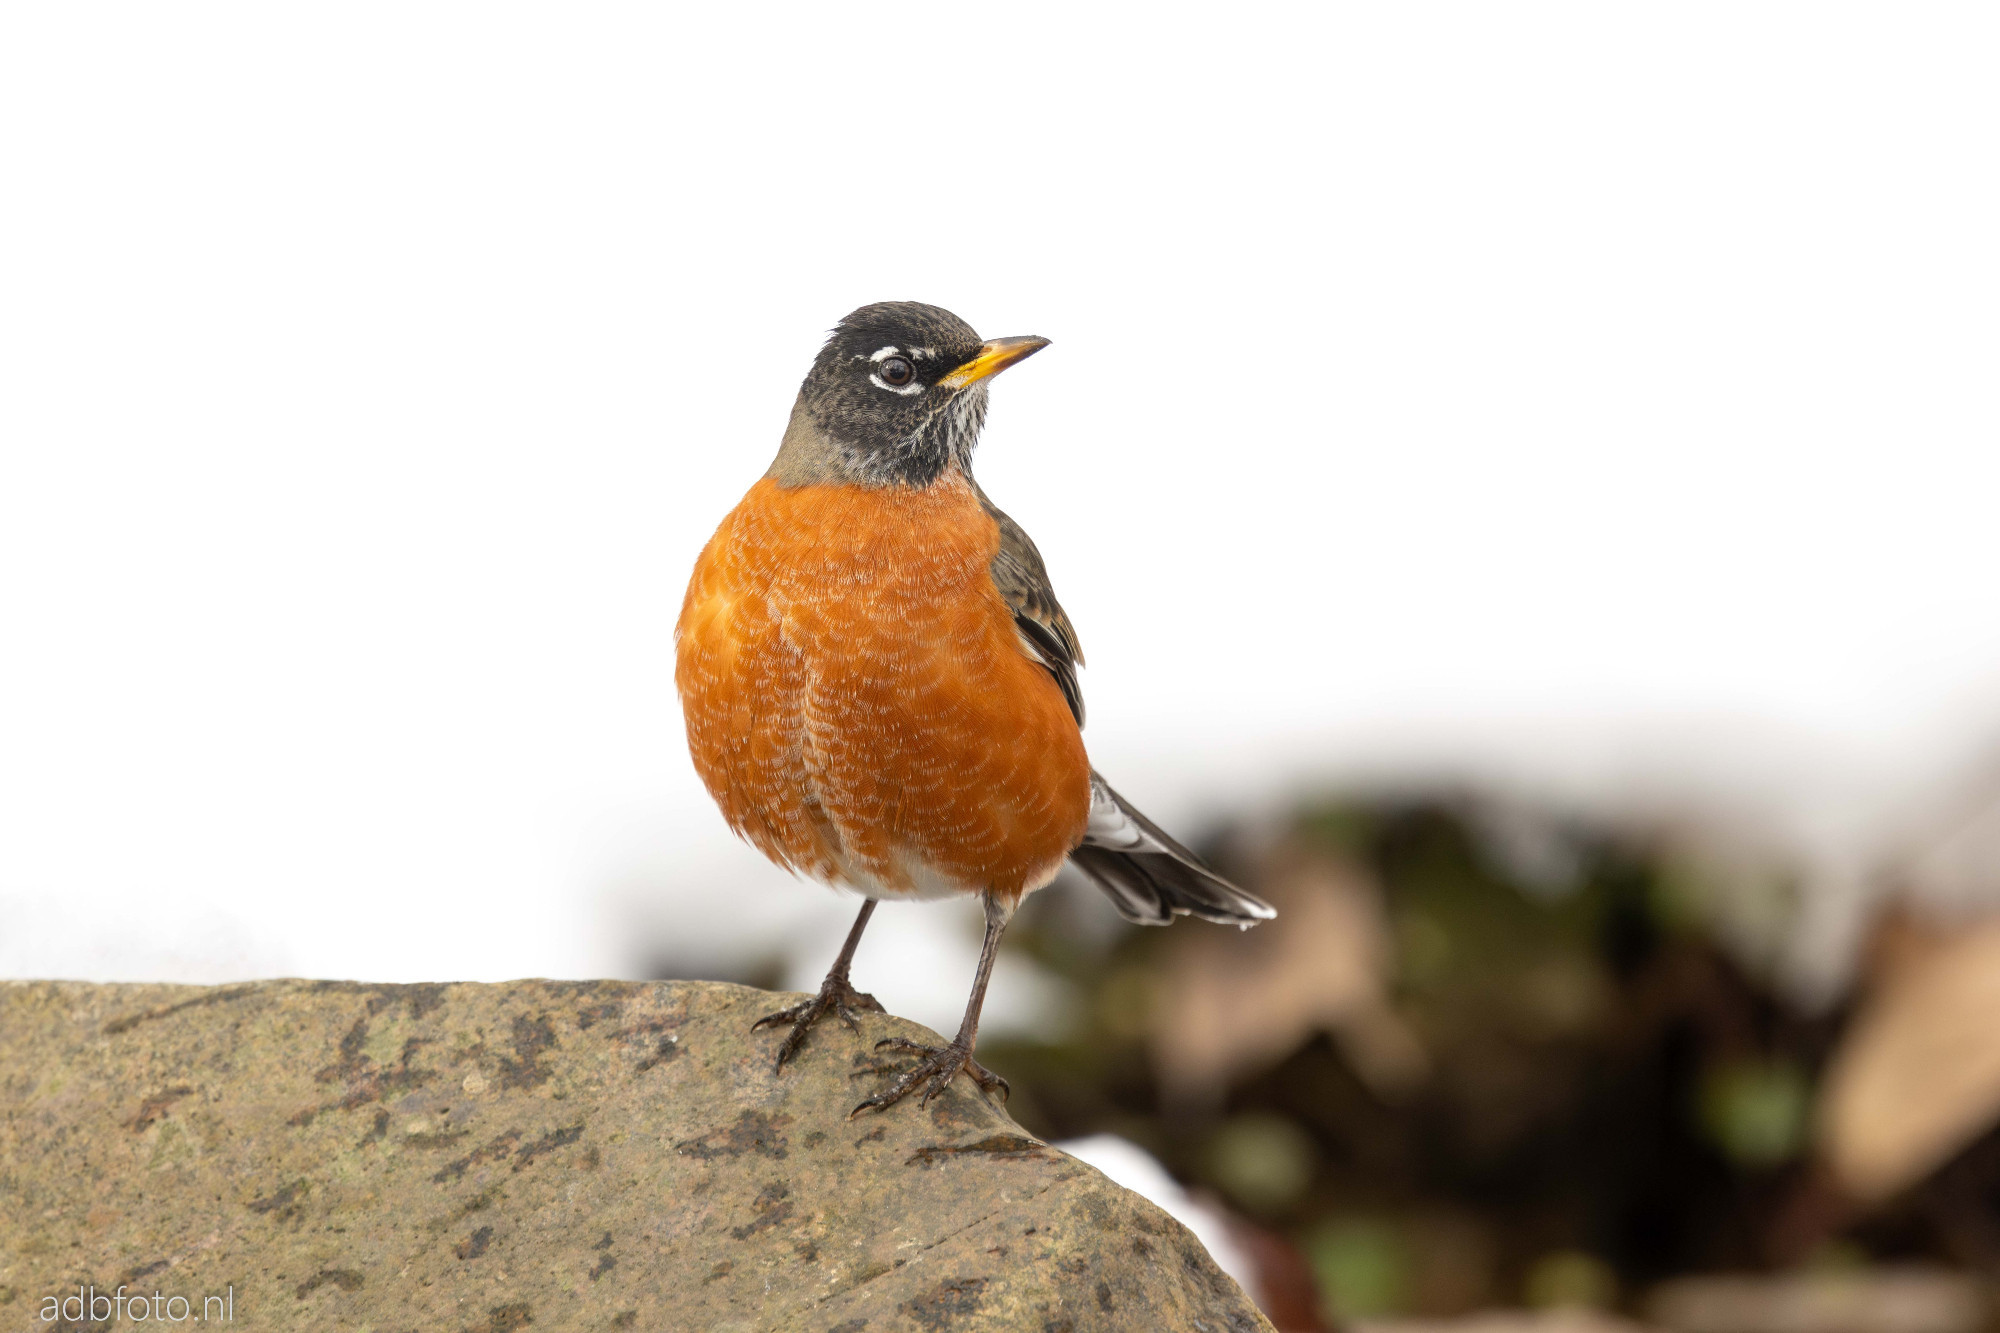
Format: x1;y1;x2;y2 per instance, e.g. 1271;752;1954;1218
752;973;884;1073
848;1035;1009;1117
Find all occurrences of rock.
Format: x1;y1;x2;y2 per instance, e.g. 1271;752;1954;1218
0;979;1272;1332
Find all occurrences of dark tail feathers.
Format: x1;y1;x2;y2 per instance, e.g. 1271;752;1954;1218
1066;772;1276;928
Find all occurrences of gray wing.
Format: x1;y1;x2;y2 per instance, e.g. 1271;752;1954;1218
974;486;1275;930
976;485;1085;727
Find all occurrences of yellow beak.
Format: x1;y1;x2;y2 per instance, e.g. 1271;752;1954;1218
938;335;1051;389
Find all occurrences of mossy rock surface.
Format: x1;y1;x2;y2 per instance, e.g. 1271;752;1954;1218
0;978;1271;1332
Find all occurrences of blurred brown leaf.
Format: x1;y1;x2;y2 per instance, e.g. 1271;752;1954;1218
1151;841;1427;1104
1821;916;2000;1202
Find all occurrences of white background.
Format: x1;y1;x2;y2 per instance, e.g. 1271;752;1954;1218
3;7;1996;1027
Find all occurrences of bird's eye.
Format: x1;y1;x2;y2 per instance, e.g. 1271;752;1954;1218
877;357;915;387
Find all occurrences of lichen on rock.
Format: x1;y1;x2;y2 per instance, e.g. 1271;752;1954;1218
0;978;1271;1331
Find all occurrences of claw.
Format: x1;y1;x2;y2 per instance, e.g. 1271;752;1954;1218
847;1036;1008;1117
751;1004;805;1032
752;976;883;1073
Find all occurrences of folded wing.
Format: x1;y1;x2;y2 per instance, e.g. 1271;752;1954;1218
976;485;1274;929
978;484;1085;727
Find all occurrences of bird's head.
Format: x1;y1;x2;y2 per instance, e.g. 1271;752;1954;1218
772;301;1049;488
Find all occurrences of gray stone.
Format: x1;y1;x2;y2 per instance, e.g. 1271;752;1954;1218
0;979;1272;1331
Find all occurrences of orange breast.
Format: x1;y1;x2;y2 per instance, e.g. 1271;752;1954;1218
675;473;1091;901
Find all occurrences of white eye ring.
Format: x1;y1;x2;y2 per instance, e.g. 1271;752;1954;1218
868;350;922;396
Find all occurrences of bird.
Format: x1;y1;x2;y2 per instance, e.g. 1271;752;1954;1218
675;301;1275;1116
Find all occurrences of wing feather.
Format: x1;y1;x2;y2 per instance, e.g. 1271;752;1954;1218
977;484;1085;727
973;483;1274;930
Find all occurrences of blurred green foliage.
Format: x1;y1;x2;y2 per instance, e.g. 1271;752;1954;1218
1209;1113;1321;1215
991;792;1856;1324
1306;1218;1410;1321
1524;1249;1619;1309
1699;1059;1811;1168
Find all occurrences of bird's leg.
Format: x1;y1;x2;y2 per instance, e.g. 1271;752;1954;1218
753;898;884;1072
850;890;1015;1116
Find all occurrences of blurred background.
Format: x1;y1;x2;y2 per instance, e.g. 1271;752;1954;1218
3;5;1998;1330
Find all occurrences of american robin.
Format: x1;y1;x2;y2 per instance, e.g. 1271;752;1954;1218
675;301;1275;1115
